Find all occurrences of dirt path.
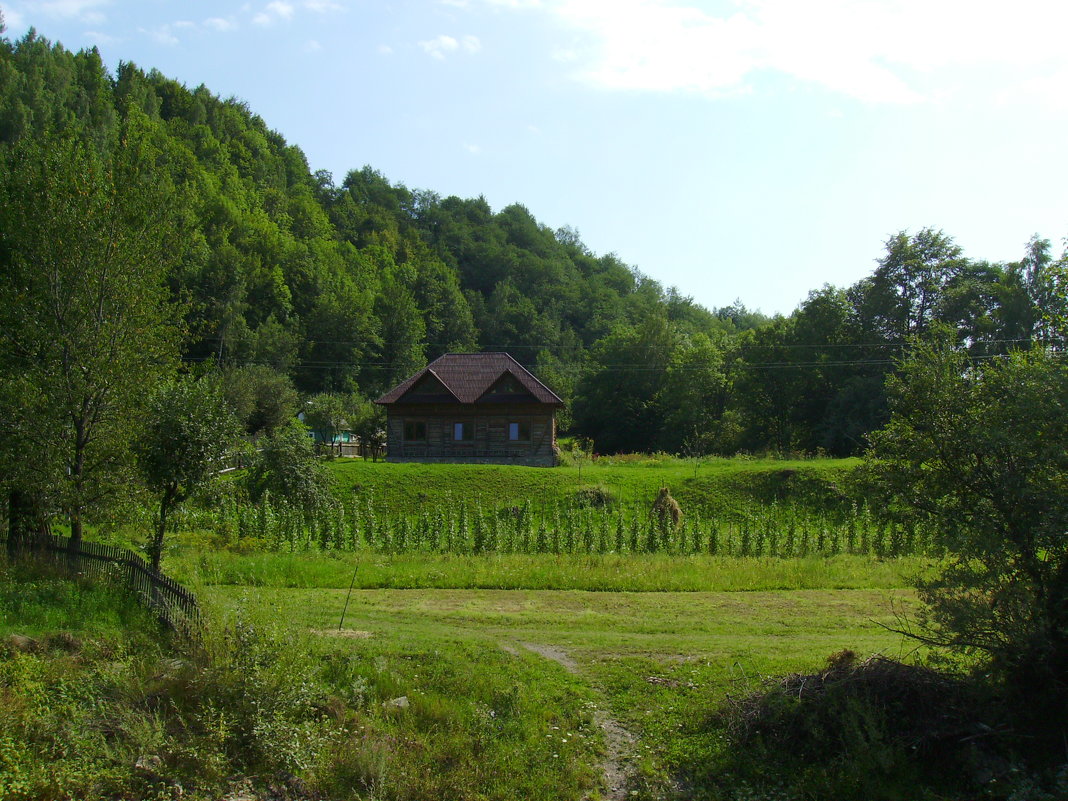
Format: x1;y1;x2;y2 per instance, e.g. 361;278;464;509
517;642;637;801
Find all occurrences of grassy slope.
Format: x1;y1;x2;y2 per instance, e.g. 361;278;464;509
0;562;603;801
326;456;860;519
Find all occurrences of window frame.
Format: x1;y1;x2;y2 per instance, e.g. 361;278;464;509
508;420;531;442
403;420;427;442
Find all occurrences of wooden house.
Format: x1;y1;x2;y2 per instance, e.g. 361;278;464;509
375;353;563;466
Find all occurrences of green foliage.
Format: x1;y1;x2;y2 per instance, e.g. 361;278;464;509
0;125;182;541
866;341;1068;710
245;420;333;519
137;376;241;569
303;391;350;454
0;559;157;637
171;459;928;564
703;653;1032;801
217;364;300;435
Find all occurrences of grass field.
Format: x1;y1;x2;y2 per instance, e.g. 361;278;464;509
3;457;941;799
2;549;925;800
204;580;920;799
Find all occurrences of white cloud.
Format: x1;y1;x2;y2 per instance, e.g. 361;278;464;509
204;17;236;32
1010;67;1068;113
141;24;179;46
267;0;295;18
378;43;394;55
138;19;199;45
464;143;482;154
84;29;118;45
304;0;343;11
420;34;459;59
305;38;322;51
37;0;110;22
484;0;543;7
253;0;295;25
477;0;1068;106
419;33;482;59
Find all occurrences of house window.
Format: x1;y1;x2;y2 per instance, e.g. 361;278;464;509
508;421;530;442
403;421;427;441
453;422;473;442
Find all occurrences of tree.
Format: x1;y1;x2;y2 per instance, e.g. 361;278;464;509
573;315;676;453
218;365;300;436
304;392;349;455
347;396;386;461
866;338;1068;714
859;228;968;342
137;377;241;570
246;420;332;518
654;333;733;454
0;128;181;546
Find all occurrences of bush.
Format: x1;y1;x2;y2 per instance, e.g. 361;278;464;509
700;651;1063;800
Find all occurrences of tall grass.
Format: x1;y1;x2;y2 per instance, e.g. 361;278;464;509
168;551;924;592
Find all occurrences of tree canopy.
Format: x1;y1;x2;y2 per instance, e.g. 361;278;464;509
867;340;1068;708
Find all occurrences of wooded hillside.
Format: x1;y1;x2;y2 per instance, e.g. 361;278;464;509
1;25;1064;456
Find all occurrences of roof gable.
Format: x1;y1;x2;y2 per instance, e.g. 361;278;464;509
376;353;563;406
394;371;461;404
476;370;538;403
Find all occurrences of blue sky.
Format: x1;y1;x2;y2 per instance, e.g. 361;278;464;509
3;0;1067;315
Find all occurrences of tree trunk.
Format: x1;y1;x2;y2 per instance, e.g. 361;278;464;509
150;487;175;572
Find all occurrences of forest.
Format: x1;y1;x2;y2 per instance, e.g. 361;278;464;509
2;24;1066;463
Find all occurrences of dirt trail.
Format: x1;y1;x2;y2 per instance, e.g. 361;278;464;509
517;641;637;801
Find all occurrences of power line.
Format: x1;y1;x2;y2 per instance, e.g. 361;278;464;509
182;350;1048;373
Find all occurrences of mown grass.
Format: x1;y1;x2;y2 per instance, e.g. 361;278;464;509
206;582;921;799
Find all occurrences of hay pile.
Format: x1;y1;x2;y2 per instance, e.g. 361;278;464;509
650;487;682;529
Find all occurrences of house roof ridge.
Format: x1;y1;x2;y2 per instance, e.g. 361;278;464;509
375;351;563;406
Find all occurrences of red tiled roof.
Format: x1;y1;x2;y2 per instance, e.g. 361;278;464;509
375;353;564;406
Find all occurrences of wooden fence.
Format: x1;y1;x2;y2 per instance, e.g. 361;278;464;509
6;532;200;631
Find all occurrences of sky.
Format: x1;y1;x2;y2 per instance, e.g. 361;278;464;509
2;0;1067;315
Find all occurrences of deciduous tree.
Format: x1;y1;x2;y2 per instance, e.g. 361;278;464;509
866;338;1068;714
0;127;181;545
137;377;240;570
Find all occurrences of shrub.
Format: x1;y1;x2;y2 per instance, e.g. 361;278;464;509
701;651;1063;800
